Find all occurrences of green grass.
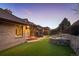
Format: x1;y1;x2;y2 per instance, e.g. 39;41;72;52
0;36;75;56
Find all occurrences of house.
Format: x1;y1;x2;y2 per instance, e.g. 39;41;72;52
0;8;30;51
26;22;44;40
0;8;50;51
35;25;43;37
43;27;50;35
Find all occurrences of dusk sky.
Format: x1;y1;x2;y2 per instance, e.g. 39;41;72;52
0;3;79;29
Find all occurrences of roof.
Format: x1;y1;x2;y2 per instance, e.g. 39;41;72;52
22;18;36;26
72;20;79;26
43;27;50;30
0;8;27;24
36;25;43;30
28;21;36;26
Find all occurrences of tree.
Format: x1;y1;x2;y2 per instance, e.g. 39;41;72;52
58;18;71;32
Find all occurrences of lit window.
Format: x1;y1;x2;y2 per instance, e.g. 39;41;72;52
16;24;23;37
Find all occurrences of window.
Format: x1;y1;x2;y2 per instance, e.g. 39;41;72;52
16;24;23;37
25;26;30;36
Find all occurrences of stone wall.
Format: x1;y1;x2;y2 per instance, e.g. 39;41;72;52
50;39;70;46
69;35;79;55
0;22;26;51
50;34;79;55
64;34;79;55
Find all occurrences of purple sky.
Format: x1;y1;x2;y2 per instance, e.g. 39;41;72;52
0;3;78;29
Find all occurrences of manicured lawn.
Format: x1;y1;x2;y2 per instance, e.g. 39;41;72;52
0;36;75;56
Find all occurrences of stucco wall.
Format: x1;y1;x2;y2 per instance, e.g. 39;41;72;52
0;22;26;51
